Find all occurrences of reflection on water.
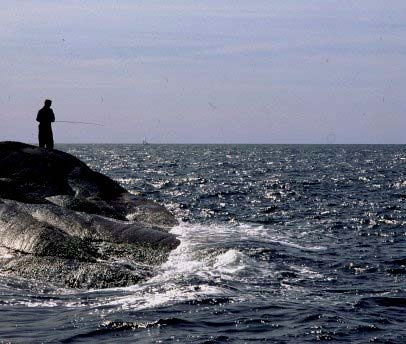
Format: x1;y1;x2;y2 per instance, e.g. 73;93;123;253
1;144;405;343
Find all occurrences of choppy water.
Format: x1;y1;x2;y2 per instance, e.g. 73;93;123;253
1;144;406;343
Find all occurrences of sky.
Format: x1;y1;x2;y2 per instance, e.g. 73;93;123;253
1;1;405;143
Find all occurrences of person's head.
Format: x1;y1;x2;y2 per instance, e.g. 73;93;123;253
44;99;52;108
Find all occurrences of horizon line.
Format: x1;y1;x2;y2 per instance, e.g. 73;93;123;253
23;142;406;146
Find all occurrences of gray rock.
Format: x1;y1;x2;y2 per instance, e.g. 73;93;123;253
0;142;179;288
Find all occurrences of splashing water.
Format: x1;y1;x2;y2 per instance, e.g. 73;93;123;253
1;144;405;343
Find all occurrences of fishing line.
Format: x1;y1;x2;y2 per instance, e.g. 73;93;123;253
55;121;104;126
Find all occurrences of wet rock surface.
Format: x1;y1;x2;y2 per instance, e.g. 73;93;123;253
0;142;179;288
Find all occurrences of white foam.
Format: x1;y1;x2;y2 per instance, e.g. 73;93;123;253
100;224;247;309
114;177;140;185
4;221;328;310
213;249;246;275
107;283;224;311
289;265;324;279
102;221;300;310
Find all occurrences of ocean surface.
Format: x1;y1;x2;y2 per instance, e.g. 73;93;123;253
1;144;405;343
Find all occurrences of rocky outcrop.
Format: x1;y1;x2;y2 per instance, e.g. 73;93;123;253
0;142;179;288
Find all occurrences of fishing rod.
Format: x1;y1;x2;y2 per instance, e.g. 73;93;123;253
55;120;104;126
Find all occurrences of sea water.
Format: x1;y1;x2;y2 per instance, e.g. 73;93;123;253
0;144;405;343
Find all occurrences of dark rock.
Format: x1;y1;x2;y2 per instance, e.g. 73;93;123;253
1;255;148;289
0;141;177;224
0;142;179;288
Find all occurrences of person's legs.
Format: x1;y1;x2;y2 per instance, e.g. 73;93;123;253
47;129;54;149
38;126;46;148
39;125;54;149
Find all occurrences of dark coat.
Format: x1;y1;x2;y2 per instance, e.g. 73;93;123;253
36;107;55;149
36;107;55;126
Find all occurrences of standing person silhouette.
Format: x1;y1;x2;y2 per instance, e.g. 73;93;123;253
36;99;55;149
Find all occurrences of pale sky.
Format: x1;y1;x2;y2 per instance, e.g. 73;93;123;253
1;1;405;143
